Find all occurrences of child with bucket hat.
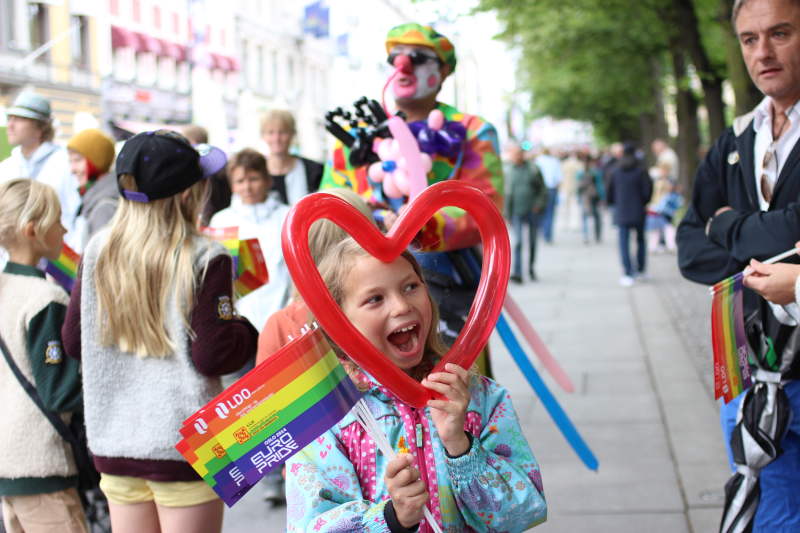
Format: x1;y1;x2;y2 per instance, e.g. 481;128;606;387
0;92;80;252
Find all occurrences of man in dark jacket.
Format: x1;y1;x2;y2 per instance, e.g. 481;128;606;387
676;0;800;529
607;143;652;286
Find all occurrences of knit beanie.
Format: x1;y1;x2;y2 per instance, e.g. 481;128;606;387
67;129;116;175
386;23;457;73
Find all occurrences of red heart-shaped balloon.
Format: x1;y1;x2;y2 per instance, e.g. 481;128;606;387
281;181;510;408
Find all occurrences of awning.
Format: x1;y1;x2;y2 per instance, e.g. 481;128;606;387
209;52;225;70
133;31;162;55
111;25;136;49
209;53;240;72
160;40;187;62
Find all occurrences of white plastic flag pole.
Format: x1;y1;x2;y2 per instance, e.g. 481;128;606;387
709;247;800;294
354;400;443;533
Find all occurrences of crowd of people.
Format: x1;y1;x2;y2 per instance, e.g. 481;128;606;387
501;138;683;288
0;22;547;533
4;0;800;530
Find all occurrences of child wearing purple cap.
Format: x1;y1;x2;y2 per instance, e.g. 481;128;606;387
61;131;258;533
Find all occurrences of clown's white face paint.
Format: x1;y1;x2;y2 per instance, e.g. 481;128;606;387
389;45;443;101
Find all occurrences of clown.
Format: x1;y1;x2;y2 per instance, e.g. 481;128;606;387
321;23;504;354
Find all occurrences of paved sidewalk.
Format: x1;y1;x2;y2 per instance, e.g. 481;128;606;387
498;226;729;533
222;224;731;532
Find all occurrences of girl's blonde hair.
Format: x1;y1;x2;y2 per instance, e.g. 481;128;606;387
308;189;373;263
94;174;208;357
0;179;61;249
316;237;448;382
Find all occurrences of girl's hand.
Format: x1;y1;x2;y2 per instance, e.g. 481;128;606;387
384;454;428;528
423;363;470;457
743;259;800;305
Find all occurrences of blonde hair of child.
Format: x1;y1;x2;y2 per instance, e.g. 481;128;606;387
316;237;448;382
0;179;61;250
308;189;373;263
94;174;209;357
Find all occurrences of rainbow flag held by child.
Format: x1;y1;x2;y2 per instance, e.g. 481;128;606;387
710;272;753;403
175;326;362;507
45;243;80;293
200;227;269;298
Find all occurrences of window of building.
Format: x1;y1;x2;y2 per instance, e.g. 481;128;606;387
109;0;119;16
239;38;248;89
270;49;278;94
153;6;161;29
132;0;141;23
256;45;264;91
0;0;15;50
28;2;48;61
70;15;89;68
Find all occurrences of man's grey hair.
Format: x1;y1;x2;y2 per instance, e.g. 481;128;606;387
732;0;800;27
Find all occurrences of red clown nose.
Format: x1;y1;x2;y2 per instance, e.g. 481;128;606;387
393;54;414;74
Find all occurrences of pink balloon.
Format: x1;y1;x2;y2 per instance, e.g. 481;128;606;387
503;295;575;393
427;109;445;131
282;181;511;408
382;171;404;198
387;117;428;201
368;162;386;182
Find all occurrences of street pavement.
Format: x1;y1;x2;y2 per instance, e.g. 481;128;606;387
222;217;730;533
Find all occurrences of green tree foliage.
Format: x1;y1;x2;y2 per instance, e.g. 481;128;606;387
477;0;671;142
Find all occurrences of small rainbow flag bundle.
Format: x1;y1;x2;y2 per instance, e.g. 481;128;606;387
175;327;362;506
45;243;80;292
200;227;269;298
710;272;753;403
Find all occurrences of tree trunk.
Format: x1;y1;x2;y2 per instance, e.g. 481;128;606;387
719;0;763;115
673;0;727;141
671;48;701;195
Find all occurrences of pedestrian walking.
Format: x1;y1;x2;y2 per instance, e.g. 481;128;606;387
60;131;258;533
505;143;547;282
576;154;605;244
535;148;563;243
607;143;653;287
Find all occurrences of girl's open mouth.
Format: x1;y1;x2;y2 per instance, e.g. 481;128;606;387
387;322;421;355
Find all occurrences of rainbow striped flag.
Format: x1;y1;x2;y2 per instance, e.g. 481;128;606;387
200;227;269;298
175;327;362;506
45;243;80;292
710;272;753;403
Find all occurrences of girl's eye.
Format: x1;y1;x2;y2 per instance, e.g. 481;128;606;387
364;294;383;305
404;282;419;293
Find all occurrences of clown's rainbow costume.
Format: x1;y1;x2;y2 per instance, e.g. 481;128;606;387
321;101;503;253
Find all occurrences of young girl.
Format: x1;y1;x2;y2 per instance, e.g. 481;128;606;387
256;187;375;362
60;131;259;533
0;179;87;532
285;237;547;532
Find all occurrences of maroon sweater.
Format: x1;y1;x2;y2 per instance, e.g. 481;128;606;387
62;255;258;481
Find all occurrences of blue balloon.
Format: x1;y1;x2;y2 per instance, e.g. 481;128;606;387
495;313;599;471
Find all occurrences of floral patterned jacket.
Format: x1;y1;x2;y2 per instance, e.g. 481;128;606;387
285;372;546;532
